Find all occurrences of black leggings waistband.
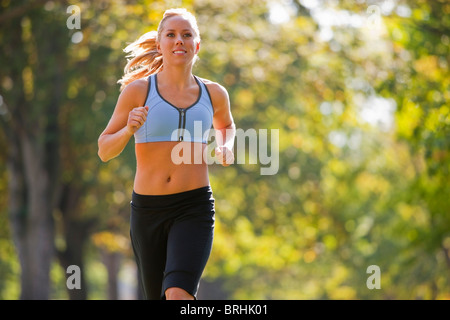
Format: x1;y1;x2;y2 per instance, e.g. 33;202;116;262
131;185;213;209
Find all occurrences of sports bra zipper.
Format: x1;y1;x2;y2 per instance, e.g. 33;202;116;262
178;108;186;141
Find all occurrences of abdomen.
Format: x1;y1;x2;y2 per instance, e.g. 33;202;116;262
134;141;209;195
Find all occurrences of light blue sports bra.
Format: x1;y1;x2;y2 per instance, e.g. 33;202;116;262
134;73;214;144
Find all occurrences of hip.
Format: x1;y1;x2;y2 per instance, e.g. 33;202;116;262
130;185;215;226
131;185;214;210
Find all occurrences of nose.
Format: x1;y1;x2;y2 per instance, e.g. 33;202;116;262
175;35;184;45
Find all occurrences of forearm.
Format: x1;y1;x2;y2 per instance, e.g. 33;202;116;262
98;126;133;162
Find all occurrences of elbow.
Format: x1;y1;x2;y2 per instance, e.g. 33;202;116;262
97;138;110;162
98;153;107;163
98;146;117;163
97;149;109;162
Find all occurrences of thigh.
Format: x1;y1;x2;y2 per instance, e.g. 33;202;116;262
163;211;215;297
130;205;169;300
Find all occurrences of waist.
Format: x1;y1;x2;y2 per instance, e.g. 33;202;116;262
131;185;214;209
134;166;209;195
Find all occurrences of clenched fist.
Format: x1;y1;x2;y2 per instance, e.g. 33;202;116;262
127;106;149;134
215;146;234;166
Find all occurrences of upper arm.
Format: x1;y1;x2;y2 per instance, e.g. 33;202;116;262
99;79;148;137
205;81;234;130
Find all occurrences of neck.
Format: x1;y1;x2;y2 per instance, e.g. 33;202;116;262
158;65;195;89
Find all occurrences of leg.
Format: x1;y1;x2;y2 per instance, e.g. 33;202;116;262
130;204;168;300
165;287;195;300
131;231;167;300
162;211;215;299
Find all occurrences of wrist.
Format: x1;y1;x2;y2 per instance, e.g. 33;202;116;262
124;126;135;137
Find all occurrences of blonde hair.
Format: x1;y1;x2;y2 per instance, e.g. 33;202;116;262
117;8;200;91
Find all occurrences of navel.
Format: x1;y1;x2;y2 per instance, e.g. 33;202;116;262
167;176;171;183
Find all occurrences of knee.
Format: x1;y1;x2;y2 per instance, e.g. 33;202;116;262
165;287;194;300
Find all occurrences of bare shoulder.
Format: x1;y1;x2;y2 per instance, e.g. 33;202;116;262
198;77;229;102
119;78;149;107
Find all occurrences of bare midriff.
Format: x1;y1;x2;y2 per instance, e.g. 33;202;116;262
134;141;210;195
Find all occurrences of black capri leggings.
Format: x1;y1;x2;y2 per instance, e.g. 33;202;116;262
130;186;215;300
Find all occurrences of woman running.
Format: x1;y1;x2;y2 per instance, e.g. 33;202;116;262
97;8;235;300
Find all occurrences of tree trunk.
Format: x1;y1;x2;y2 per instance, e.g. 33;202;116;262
57;219;89;300
8;129;54;299
57;183;97;300
101;250;122;300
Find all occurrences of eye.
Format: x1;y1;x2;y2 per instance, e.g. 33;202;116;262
183;33;192;38
166;33;175;37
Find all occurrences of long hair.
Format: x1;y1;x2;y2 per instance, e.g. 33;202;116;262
117;8;200;91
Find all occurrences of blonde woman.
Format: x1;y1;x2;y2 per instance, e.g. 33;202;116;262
98;8;235;300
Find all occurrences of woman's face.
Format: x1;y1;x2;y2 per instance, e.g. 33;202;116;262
157;15;200;67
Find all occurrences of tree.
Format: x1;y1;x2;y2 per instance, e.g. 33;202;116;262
0;0;156;299
0;0;69;298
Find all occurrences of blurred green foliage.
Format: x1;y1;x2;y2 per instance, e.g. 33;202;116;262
0;0;449;299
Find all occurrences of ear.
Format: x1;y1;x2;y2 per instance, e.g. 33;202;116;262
195;41;201;55
156;41;162;54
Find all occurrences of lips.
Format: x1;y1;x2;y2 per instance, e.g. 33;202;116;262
173;50;187;54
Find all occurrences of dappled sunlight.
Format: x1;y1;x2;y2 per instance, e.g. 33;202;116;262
0;0;449;300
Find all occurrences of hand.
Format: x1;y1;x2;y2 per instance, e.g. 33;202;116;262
127;106;149;134
215;146;234;166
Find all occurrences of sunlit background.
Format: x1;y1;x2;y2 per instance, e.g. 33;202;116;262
0;0;449;299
